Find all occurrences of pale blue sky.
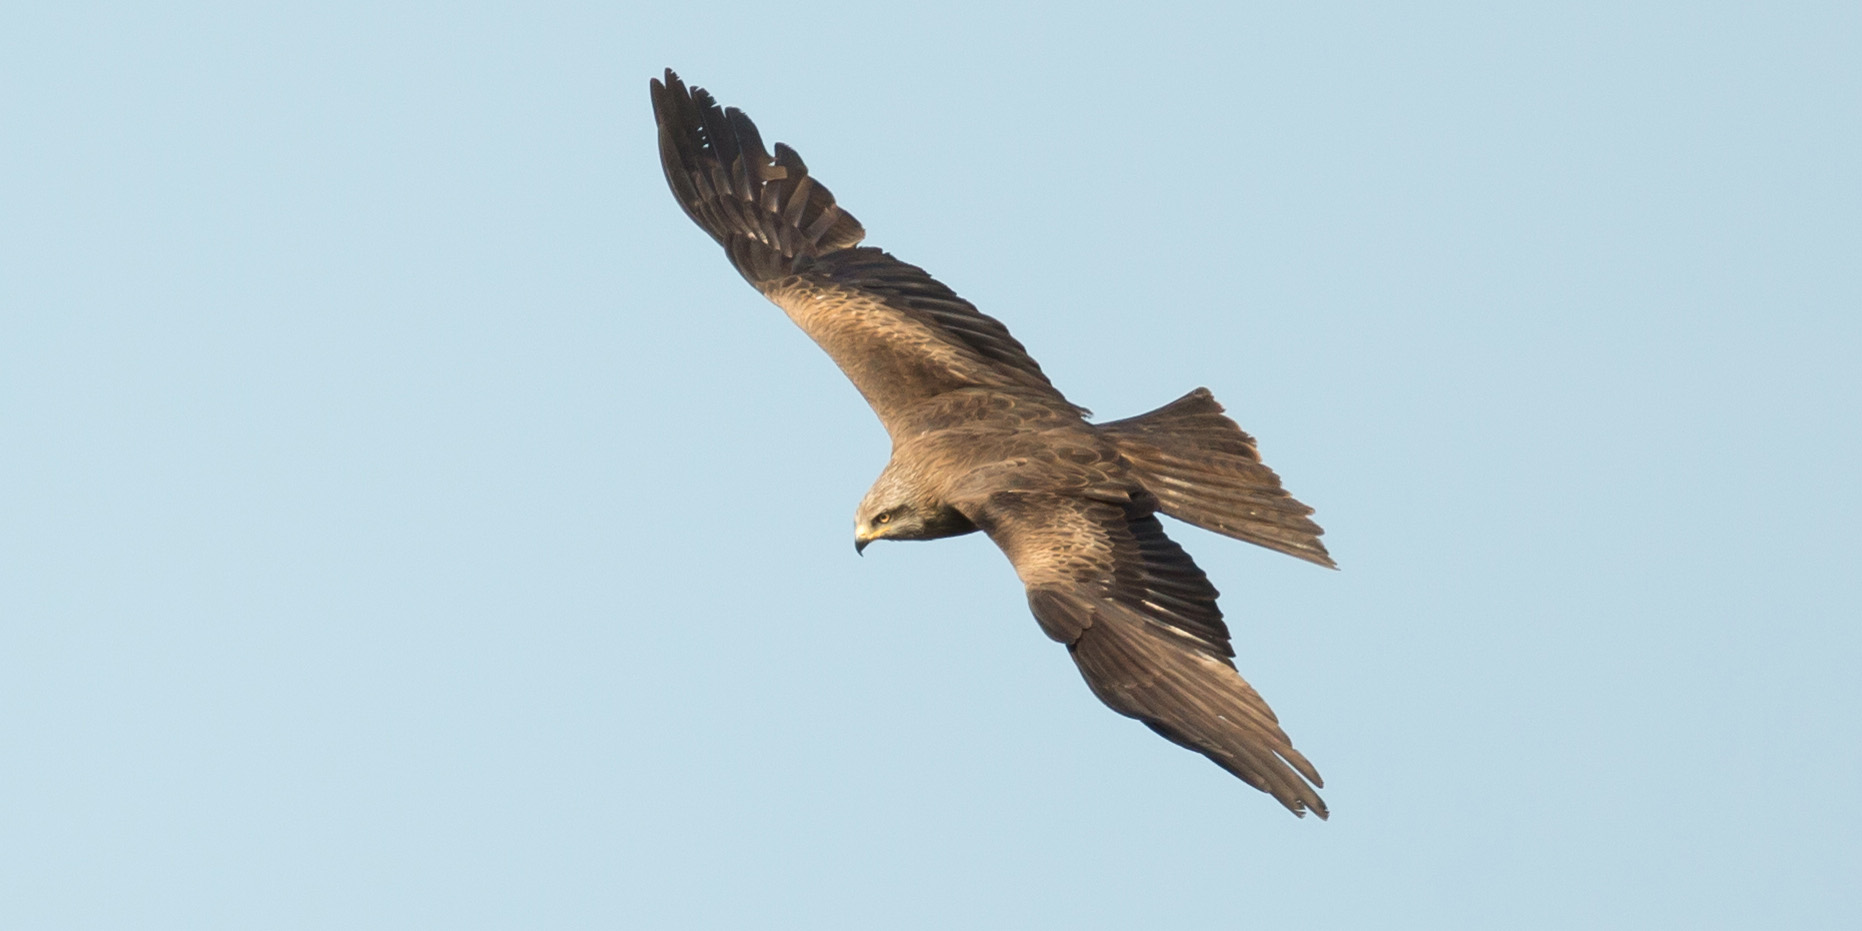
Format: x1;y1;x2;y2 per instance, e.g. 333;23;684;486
3;2;1858;928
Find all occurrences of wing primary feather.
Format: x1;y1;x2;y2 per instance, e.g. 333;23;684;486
651;70;866;285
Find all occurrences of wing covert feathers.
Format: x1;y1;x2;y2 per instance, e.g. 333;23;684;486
972;492;1328;819
795;249;1082;415
1100;388;1335;568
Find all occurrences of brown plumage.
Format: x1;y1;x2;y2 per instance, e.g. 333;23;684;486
651;69;1335;818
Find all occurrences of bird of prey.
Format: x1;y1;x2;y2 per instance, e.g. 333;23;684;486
650;70;1336;818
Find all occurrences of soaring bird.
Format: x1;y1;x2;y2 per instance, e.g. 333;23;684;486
650;70;1336;818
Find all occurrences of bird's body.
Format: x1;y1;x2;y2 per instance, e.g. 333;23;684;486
651;70;1336;818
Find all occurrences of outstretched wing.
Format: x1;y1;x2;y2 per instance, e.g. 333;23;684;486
964;490;1328;818
650;70;1086;432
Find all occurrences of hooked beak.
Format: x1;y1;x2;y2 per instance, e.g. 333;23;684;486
854;534;871;556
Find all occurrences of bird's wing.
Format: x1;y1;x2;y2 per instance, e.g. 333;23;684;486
961;489;1328;818
650;70;1085;432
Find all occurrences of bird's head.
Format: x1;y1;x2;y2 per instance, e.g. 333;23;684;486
855;464;919;554
853;495;930;555
853;469;975;554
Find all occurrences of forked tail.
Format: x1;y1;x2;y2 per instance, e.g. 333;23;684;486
1099;388;1334;568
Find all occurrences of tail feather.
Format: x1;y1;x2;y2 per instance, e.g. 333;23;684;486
1099;388;1334;568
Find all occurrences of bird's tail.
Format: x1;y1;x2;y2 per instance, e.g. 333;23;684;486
650;69;867;285
1099;388;1334;568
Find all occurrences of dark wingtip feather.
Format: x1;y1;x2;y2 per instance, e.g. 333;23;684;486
650;69;864;284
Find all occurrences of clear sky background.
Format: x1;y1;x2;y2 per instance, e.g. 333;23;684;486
3;2;1858;928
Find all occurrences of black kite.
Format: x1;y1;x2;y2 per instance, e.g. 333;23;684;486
650;70;1335;818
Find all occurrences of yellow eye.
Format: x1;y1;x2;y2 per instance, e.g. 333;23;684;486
875;512;892;524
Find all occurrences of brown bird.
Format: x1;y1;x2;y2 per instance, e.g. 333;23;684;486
651;69;1336;818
